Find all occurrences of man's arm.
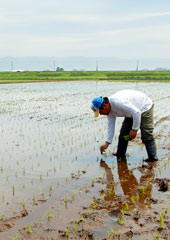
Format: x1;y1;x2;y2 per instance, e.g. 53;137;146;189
107;116;116;143
100;116;116;153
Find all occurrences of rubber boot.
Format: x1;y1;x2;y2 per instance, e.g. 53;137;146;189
144;139;158;162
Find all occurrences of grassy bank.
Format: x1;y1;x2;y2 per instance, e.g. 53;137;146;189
0;71;170;83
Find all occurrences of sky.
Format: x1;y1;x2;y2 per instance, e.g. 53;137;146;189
0;0;170;58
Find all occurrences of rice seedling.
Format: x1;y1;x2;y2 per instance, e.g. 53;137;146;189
142;187;145;194
125;202;129;211
131;196;136;204
117;215;126;225
0;166;3;173
49;184;53;191
162;208;167;216
32;193;35;201
40;172;43;181
11;232;19;240
40;191;44;197
91;200;96;208
64;195;68;207
159;213;163;227
106;231;110;240
71;191;75;200
0;213;4;220
120;208;125;216
40;217;45;226
71;172;74;178
120;177;124;183
79;186;83;192
65;227;69;238
156;232;160;240
136;193;140;201
101;193;105;200
107;187;115;195
12;185;15;196
13;208;16;215
47;210;53;220
26;224;32;233
108;227;116;234
22;199;25;209
2;192;5;202
129;169;133;176
91;176;95;186
72;221;77;230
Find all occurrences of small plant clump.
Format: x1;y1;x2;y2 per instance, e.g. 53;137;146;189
11;233;19;240
26;224;32;233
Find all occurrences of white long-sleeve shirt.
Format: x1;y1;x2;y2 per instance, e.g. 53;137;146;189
107;90;153;143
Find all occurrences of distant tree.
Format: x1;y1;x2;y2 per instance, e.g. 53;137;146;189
56;67;64;72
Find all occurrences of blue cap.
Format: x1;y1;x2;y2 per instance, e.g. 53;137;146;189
91;97;103;117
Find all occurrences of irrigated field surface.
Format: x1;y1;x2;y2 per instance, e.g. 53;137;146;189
0;81;169;240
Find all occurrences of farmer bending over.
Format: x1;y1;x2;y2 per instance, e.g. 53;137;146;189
91;89;158;162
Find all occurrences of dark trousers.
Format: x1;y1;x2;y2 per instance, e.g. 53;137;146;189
117;105;157;159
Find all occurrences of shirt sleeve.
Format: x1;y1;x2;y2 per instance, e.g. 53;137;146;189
116;101;141;130
107;115;116;143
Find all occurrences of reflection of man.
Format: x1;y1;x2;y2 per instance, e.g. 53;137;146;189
117;159;154;205
100;158;154;207
117;159;138;198
91;90;158;162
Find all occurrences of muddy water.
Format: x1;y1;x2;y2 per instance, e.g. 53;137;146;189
0;81;170;239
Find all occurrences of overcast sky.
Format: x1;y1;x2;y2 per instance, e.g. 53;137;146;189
1;0;170;58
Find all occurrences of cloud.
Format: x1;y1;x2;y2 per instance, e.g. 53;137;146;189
36;11;170;23
0;0;170;58
1;9;170;26
107;11;170;23
2;22;169;57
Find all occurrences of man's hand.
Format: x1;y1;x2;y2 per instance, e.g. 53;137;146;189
100;142;110;154
129;129;137;139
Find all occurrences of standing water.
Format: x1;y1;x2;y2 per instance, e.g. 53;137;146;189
0;81;170;239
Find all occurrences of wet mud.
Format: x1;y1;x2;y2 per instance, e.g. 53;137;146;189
1;139;170;240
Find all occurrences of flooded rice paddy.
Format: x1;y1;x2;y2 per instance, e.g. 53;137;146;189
0;81;169;240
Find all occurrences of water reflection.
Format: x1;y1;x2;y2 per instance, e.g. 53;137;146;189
100;158;157;209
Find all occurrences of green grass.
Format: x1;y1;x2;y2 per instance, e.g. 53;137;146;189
0;71;170;83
